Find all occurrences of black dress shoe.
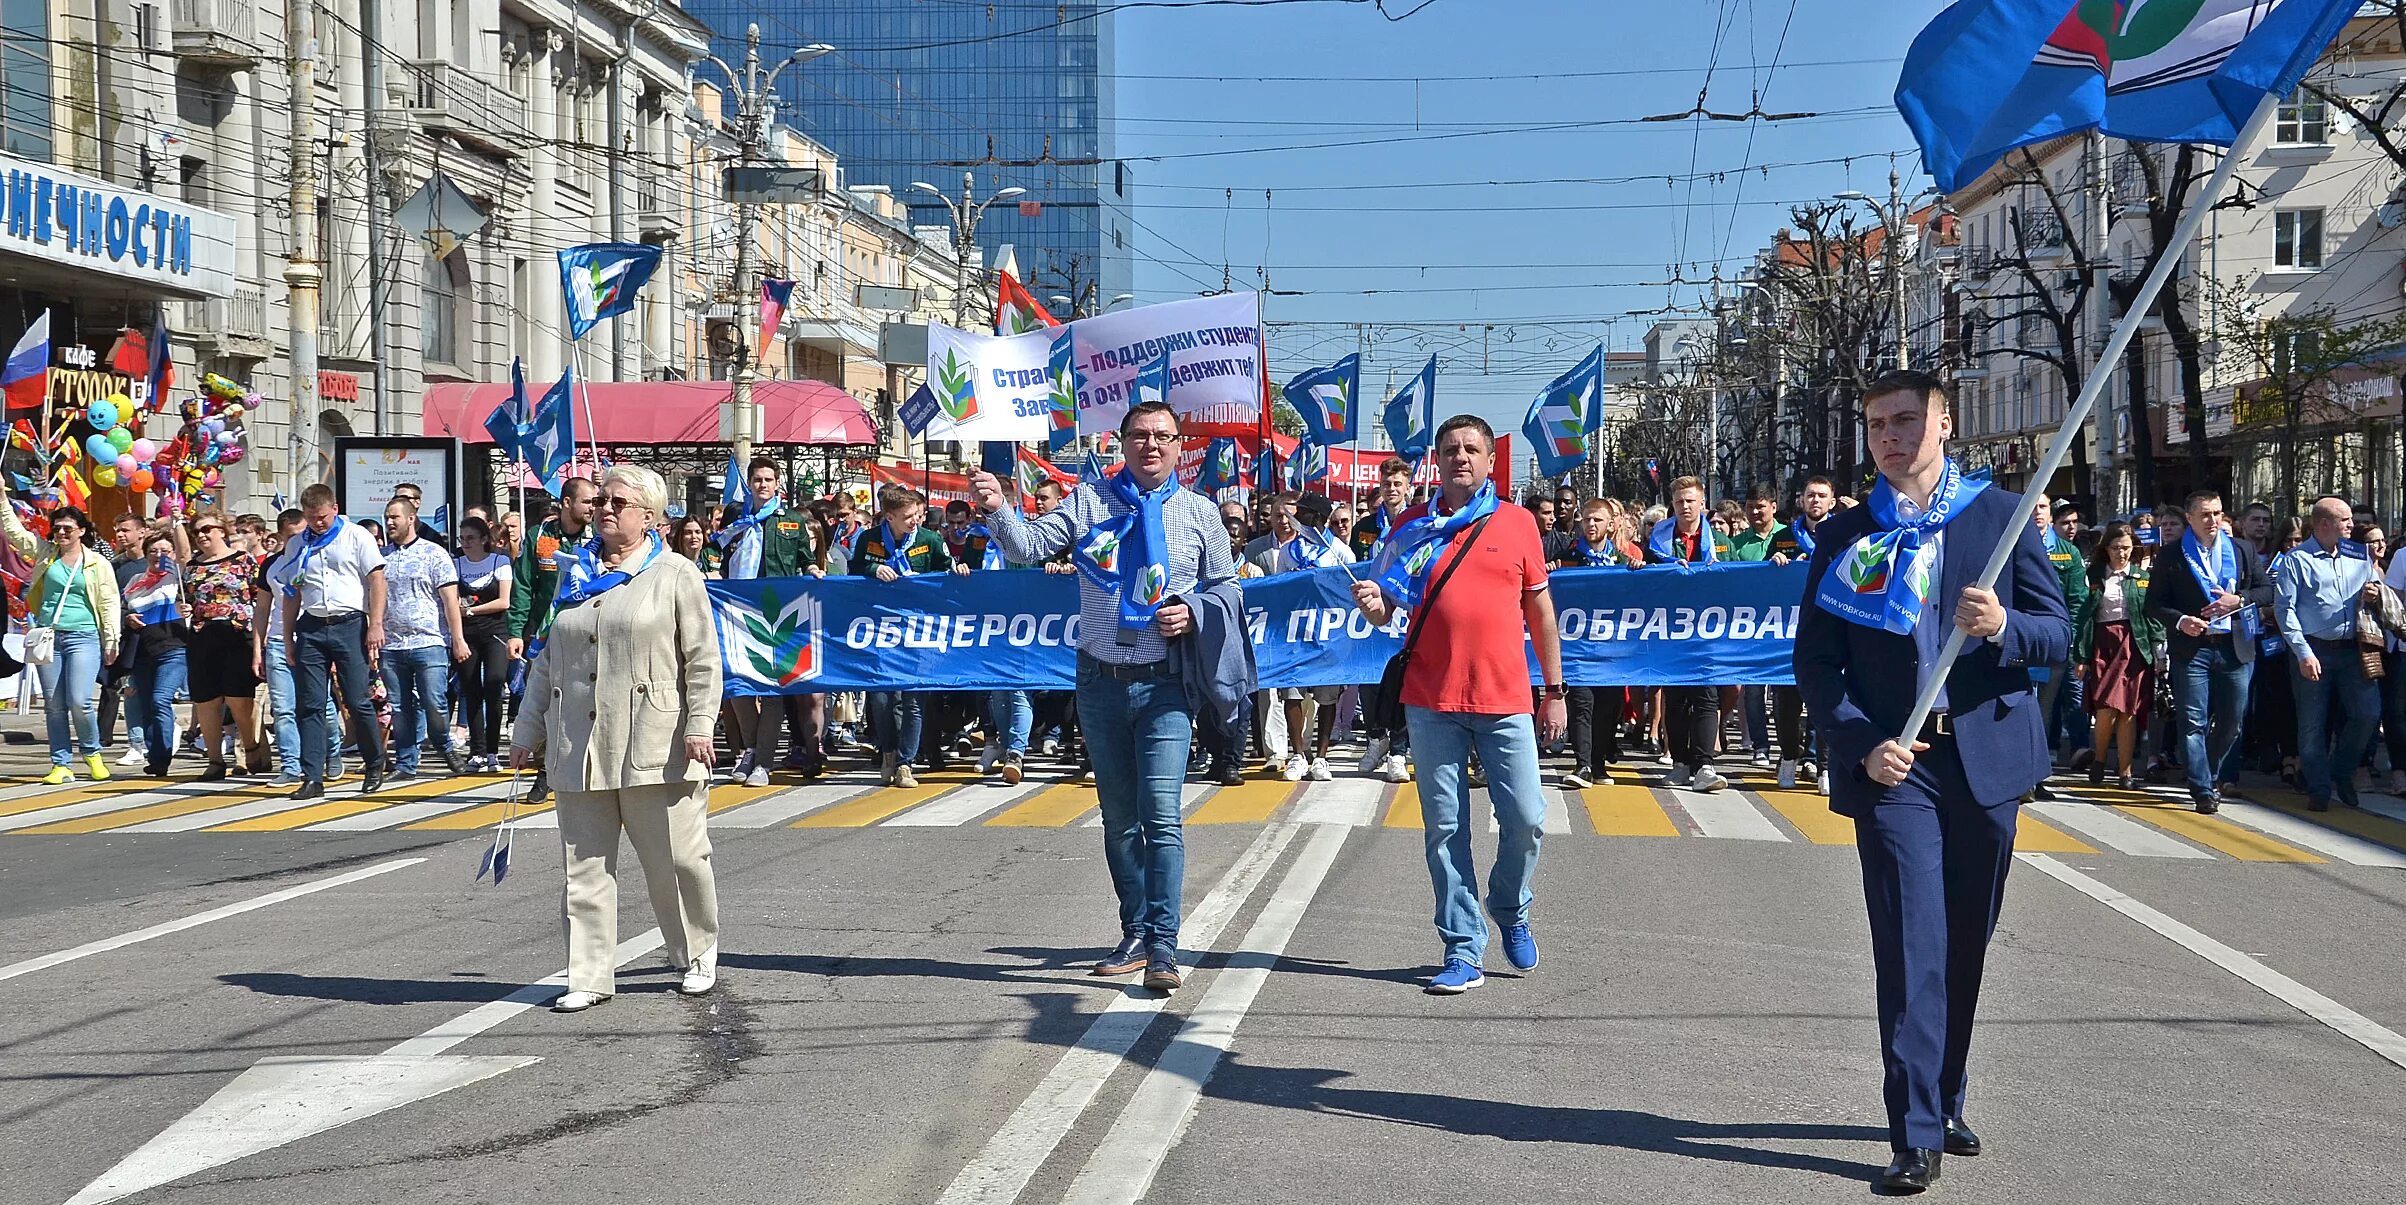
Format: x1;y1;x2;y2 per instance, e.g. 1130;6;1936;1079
1879;1148;1941;1194
1943;1117;1982;1157
294;780;325;801
1091;936;1149;977
360;767;386;794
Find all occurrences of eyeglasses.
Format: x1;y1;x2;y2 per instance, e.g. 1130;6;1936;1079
600;495;648;513
1122;431;1182;446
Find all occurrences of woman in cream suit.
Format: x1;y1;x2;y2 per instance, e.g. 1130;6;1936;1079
511;465;723;1013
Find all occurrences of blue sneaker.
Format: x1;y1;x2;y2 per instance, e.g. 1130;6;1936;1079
1424;958;1484;995
1499;922;1539;971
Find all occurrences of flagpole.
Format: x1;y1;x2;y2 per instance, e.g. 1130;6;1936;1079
571;344;604;479
1894;93;2281;749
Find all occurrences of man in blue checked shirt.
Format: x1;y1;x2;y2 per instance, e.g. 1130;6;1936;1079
971;399;1239;996
2274;495;2392;812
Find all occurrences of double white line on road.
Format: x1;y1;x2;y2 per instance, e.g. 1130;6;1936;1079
936;818;1351;1205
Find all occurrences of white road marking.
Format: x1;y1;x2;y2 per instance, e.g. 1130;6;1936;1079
111;794;337;833
65;929;663;1205
298;784;515;831
1060;821;1351;1205
1291;778;1383;827
1080;781;1213;828
0;785;222;832
886;779;1051;827
2027;799;2213;859
0;858;426;983
1670;788;1791;841
2021;854;2406;1072
933;820;1306;1205
713;780;879;828
1483;785;1573;834
2213;800;2406;868
2357;794;2406;823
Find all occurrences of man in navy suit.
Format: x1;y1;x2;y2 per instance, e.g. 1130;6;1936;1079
1794;370;2069;1195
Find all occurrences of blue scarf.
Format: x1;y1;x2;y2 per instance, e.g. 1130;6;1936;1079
528;531;656;663
1647;517;1716;564
2182;528;2259;641
1790;518;1817;556
874;521;918;575
1812;458;1988;634
1073;470;1179;634
1368;482;1498;608
1574;536;1622;567
280;516;347;597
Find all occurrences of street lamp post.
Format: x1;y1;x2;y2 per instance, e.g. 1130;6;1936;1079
697;23;833;470
912;173;1026;328
1835;169;1937;373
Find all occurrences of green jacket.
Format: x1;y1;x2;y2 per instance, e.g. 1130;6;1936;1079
2071;567;2165;665
1728;524;1809;562
505;516;595;641
722;505;818;578
2045;535;2090;617
851;522;953;577
1644;526;1737;565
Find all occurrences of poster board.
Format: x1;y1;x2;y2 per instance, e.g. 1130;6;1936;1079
333;437;459;535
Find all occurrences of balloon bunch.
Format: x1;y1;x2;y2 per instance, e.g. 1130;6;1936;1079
143;373;252;517
78;393;153;493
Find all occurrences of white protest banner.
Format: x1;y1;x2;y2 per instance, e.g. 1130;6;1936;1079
926;323;1052;442
1070;292;1262;434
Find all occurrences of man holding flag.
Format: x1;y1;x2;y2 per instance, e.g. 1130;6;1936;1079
970;397;1240;995
1794;371;2068;1192
719;456;823;787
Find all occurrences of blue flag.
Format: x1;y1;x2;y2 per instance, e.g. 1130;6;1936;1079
1046;329;1081;454
1196;436;1240;493
526;368;576;494
483;358;530;463
1284;353;1361;446
1522;346;1604;479
719;444;747;513
1130;347;1173;410
1383;354;1437;460
1898;0;2365;194
1255;443;1279;496
557;242;664;340
1287;440;1327;488
1081;451;1109;484
900;382;941;436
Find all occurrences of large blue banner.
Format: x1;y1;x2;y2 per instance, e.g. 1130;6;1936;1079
709;561;1806;696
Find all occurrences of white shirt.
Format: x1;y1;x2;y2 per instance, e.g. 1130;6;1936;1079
277;520;385;619
2097;568;2132;624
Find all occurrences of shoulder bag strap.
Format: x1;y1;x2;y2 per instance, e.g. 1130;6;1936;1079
1395;513;1494;665
37;557;77;626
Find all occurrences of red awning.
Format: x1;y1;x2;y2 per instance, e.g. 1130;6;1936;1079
865;460;971;502
423;379;878;446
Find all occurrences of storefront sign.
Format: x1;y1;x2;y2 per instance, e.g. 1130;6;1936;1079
0;152;237;297
333;437;459;535
319;372;361;403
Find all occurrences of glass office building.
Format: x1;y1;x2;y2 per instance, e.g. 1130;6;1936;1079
687;1;1132;314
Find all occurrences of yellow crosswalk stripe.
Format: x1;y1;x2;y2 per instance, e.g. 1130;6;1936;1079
2235;785;2406;853
2011;813;2097;854
1185;776;1290;825
210;797;385;831
706;776;807;814
1752;788;1856;844
0;776;175;818
1578;782;1680;837
986;783;1099;827
793;772;976;827
404;797;557;830
16;786;292;835
1382;781;1423;828
2085;785;2323;862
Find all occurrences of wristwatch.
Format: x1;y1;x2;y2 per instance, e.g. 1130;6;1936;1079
1540;683;1567;700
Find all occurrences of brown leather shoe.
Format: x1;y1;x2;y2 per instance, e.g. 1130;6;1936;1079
1092;937;1148;977
1143;957;1183;993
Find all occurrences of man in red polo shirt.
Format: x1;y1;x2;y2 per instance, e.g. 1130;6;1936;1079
1353;415;1567;995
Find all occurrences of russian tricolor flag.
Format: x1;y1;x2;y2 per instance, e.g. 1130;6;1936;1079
759;278;796;353
3;313;49;414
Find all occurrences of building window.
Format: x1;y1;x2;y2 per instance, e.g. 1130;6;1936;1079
425;250;467;368
2275;94;2328;144
2274;208;2324;270
0;0;52;162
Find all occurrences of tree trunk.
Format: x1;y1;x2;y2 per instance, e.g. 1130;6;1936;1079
2126;336;2157;506
2164;296;2211;481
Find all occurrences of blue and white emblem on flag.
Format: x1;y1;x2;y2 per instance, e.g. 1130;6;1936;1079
557;242;664;340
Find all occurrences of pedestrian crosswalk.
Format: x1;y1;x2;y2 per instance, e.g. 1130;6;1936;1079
2;761;2403;865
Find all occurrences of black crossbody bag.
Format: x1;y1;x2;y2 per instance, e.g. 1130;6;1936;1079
1367;513;1493;734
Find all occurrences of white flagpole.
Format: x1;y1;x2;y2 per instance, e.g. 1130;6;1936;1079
1895;93;2282;747
570;345;605;480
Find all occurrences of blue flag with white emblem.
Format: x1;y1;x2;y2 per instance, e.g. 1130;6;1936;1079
1197;436;1241;493
1521;346;1604;479
1383;354;1437;460
1285;354;1362;446
483;358;530;464
526;368;576;494
557;242;664;340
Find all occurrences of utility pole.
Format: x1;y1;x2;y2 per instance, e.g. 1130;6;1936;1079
284;0;321;491
361;0;391;434
2087;130;2117;512
699;23;832;470
914;170;1025;328
1890;166;1909;371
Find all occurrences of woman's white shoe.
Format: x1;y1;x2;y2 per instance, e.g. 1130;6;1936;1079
551;990;611;1013
678;948;718;996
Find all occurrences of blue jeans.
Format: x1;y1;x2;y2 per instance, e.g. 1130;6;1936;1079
2174;642;2253;796
293;613;384;780
381;643;454;773
1404;705;1547;967
988;690;1032;756
129;642;188;772
867;691;923;763
36;628;103;764
2295;640;2380;806
1741;685;1771;754
1077;655;1190;951
264;637;342;779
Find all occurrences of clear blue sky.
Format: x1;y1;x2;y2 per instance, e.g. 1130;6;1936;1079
1112;0;1949;439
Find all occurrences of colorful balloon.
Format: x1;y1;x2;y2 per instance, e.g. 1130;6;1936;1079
107;427;133;453
92;464;118;488
130;438;155;461
114;453;136;477
218;445;245;465
84;435;114;463
86;400;118;431
131;468;154;492
224;403;246;421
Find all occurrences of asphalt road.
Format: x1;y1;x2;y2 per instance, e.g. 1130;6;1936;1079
2;755;2401;1205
